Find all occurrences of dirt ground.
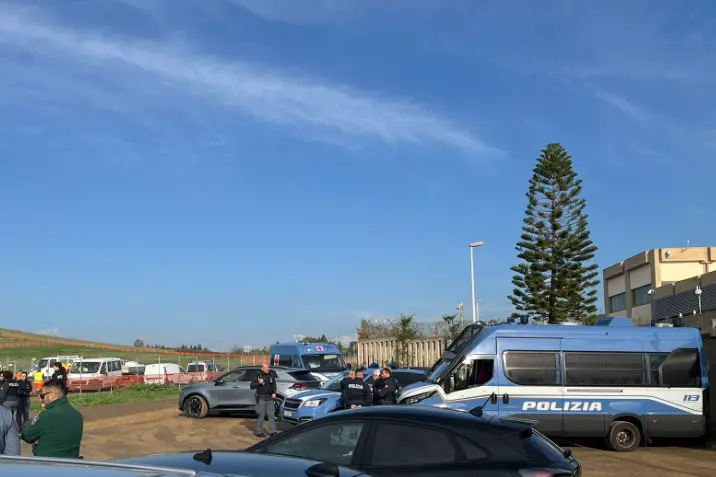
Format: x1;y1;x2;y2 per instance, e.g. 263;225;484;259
19;399;716;477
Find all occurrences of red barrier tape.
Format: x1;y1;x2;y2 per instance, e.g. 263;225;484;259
67;372;225;391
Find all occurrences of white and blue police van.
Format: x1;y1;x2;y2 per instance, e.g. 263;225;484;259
270;342;348;383
397;318;709;452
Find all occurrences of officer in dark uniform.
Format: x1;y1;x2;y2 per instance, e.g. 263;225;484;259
250;363;277;438
341;367;372;409
373;367;399;405
0;371;19;422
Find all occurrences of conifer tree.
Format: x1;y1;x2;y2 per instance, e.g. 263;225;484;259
509;143;599;323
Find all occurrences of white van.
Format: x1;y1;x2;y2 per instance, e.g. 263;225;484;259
34;356;82;378
144;363;186;384
68;357;123;378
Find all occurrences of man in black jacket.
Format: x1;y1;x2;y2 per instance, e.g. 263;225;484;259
373;367;399;405
341;367;372;409
250;363;276;438
0;371;19;422
16;372;32;430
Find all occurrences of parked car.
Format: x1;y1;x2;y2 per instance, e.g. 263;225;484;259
187;361;224;373
114;449;370;477
247;405;581;477
280;368;428;424
180;366;321;419
0;454;223;477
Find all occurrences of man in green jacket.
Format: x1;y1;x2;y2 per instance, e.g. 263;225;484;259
21;378;83;458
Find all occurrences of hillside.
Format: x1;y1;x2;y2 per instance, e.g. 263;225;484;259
0;328;266;372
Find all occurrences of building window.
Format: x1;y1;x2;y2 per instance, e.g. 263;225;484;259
609;293;627;312
632;285;651;307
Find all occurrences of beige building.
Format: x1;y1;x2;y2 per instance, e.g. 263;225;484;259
603;247;716;326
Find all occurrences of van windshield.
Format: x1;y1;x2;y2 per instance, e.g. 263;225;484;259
301;354;346;372
427;360;451;383
37;359;49;369
70;362;101;374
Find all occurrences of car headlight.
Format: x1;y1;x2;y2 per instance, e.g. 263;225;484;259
303;399;327;408
401;391;436;405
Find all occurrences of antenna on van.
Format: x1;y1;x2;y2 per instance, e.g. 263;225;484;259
469;392;497;420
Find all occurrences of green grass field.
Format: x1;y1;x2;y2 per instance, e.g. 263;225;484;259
0;328;266;372
29;384;180;412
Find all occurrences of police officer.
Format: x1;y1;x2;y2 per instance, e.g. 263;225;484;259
250;363;277;438
340;370;356;391
0;371;19;422
17;372;33;430
341;367;371;409
373;367;399;405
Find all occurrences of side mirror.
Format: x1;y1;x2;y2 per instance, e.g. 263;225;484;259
214;380;223;386
305;462;339;477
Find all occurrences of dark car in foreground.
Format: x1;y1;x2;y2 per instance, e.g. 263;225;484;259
247;405;581;477
115;449;371;477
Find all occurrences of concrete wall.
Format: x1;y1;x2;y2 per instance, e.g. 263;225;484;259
357;337;448;368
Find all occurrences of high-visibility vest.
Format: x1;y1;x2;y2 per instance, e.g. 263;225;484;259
34;371;44;383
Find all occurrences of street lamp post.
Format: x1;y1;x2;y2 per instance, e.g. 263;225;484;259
469;241;484;324
695;286;703;330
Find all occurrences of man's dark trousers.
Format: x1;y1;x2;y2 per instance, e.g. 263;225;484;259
16;398;29;429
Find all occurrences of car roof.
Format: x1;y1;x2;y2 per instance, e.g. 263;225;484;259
316;405;531;435
0;455;217;477
114;451;365;477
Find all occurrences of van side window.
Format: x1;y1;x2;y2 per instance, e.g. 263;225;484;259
452;359;494;392
650;349;701;388
503;352;560;386
111;361;120;372
564;352;644;386
291;355;302;368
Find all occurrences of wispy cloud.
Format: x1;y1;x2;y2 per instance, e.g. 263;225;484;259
0;4;499;158
593;91;649;124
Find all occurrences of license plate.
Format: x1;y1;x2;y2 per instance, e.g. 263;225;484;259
283;410;293;417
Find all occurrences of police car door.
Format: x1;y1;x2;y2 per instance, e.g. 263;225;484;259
444;355;499;416
497;338;563;436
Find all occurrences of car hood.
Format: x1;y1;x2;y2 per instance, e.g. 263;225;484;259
287;389;340;401
113;451;367;477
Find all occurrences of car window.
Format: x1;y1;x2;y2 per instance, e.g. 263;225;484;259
244;369;260;382
369;423;456;466
394;372;426;386
266;422;364;466
220;370;246;382
453;435;489;461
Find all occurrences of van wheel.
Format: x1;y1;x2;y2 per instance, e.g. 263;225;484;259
607;421;641;452
183;395;209;419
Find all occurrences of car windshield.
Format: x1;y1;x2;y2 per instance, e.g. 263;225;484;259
301;354;346;372
37;359;48;368
320;370;350;391
427;360;451;383
70;362;101;374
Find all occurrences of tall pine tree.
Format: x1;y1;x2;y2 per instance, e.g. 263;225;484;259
509;143;599;324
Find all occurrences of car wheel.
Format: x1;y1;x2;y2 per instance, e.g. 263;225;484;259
183;395;209;419
607;420;641;452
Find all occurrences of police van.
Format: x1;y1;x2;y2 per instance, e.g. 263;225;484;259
397;319;709;452
270;342;347;382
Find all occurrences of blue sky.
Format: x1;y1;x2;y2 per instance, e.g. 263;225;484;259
1;0;714;350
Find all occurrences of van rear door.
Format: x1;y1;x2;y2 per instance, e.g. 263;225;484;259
497;337;563;436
